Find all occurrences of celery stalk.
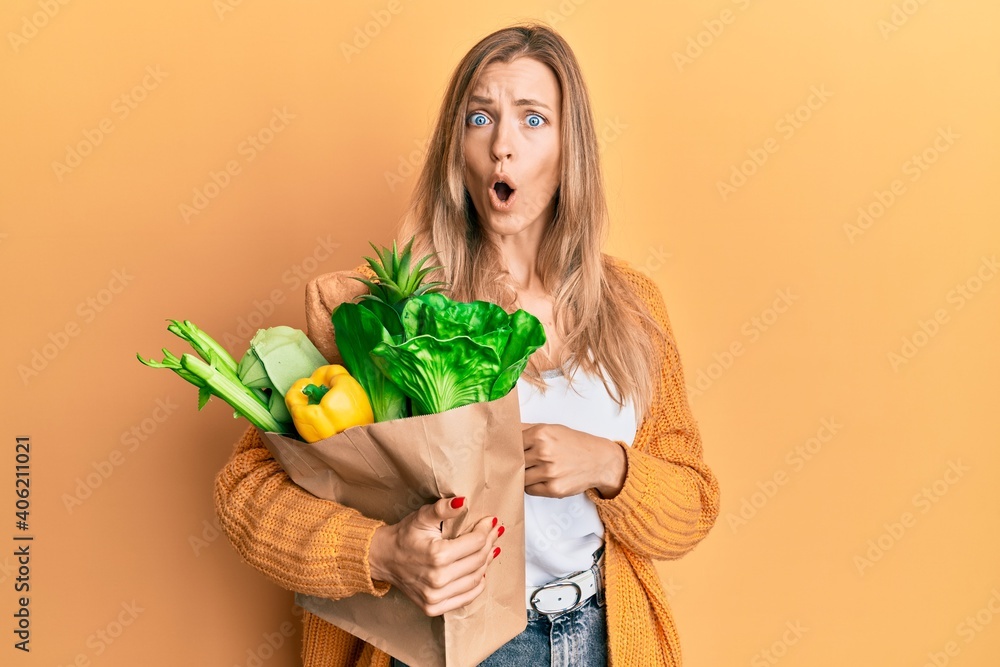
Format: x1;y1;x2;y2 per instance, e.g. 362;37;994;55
167;320;240;379
178;354;285;433
138;320;291;434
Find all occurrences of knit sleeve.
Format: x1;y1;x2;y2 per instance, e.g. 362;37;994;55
304;263;374;363
213;261;392;599
214;425;391;599
586;267;720;560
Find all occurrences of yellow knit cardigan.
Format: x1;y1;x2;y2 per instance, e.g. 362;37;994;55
214;258;720;666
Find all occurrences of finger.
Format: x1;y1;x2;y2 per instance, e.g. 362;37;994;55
421;520;503;615
524;466;540;487
428;514;497;565
523;449;540;469
434;526;503;601
413;496;466;531
427;556;492;609
425;572;489;617
525;481;554;497
524;459;550;486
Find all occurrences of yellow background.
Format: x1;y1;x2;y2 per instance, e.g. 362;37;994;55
2;0;998;665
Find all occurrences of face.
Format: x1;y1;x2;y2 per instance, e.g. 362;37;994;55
462;56;562;244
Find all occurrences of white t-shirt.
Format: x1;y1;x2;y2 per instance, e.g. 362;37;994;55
516;365;639;587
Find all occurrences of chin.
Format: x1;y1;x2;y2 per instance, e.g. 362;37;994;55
478;215;538;239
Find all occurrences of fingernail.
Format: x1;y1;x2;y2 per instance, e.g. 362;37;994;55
497;526;505;538
491;517;498;528
450;497;465;509
493;547;501;559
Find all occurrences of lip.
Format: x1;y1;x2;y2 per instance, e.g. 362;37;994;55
488;184;517;211
488;172;518;211
491;172;518;191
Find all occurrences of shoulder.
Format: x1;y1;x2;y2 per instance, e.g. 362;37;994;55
303;263;374;362
305;264;375;312
602;254;670;324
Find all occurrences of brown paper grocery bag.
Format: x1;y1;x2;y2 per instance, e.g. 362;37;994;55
259;388;526;667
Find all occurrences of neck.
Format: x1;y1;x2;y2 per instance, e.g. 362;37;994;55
491;228;546;294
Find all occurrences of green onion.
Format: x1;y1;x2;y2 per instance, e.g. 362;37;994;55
138;320;292;434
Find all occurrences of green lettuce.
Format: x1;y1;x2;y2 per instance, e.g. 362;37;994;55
368;294;546;416
331;302;409;422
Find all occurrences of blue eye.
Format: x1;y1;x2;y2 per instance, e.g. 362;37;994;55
468;112;489;126
526;114;545;127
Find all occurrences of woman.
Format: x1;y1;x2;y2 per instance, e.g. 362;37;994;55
215;23;719;667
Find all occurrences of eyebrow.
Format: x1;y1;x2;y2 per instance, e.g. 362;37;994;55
468;95;552;111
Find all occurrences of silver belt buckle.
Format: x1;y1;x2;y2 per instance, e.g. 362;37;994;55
529;578;586;616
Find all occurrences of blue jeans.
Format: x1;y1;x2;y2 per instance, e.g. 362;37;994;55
390;589;608;667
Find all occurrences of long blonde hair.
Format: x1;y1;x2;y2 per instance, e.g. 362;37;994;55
398;22;673;421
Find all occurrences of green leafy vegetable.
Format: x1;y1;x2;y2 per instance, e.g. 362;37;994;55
138;320;288;434
369;335;498;416
332;239;547;419
368;294;545;414
236;326;329;424
331;302;408;422
491;309;549;400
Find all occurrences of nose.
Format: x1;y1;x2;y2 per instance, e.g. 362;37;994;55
490;117;513;163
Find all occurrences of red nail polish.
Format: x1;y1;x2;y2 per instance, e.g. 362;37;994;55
491;517;498;528
497;526;505;537
493;547;501;559
450;497;465;509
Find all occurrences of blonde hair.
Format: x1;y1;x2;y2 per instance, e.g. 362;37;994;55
398;22;673;421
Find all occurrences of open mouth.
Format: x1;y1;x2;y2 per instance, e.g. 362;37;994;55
493;180;514;202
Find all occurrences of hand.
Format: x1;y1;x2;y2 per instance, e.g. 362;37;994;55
522;423;627;499
368;497;503;617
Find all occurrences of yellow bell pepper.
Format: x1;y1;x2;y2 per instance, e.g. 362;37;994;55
284;365;374;442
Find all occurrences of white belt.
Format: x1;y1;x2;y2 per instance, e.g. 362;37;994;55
526;552;603;615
